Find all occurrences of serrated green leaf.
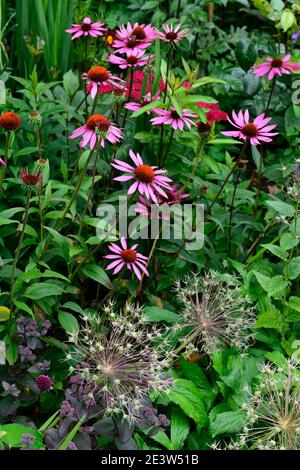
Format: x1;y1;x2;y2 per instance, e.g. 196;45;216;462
256;309;284;329
266;199;295;217
210;411;246;437
261;244;288;261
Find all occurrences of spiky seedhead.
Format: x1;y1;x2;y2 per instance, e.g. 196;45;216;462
227;361;300;450
66;302;172;422
173;271;255;356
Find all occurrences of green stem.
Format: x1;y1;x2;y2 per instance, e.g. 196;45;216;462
207;141;247;213
0;132;11;192
122;68;134;129
181;140;205;193
161;128;174;167
78;141;101;236
136;231;161;297
9;189;32;310
40;144;96;260
35;123;44;240
265;75;277;113
84;36;88;118
227;169;241;257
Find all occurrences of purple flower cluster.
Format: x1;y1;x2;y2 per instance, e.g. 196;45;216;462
141;406;170;428
16;316;51;350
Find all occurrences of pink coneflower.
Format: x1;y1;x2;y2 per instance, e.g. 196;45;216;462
108;50;153;69
125;95;151;112
125;92;159;114
155;24;189;45
113;22;155;54
83;66;126;99
0;157;6;167
150;107;197;131
70;114;123;150
65;17;106;40
135;185;188;219
252;54;300;80
159;184;189;205
104;237;149;280
222;110;278;145
112;149;173;203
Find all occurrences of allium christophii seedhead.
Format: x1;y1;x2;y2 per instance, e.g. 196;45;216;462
227;361;300;450
174;271;255;356
66;302;172;421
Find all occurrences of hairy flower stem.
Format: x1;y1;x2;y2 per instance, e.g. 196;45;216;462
39;146;96;260
122;68;134;129
208;141;247;213
158;48;172;167
265;75;277;113
70;148;84;184
227;168;241;256
0;132;11;192
161;128;174;167
84;36;88;118
182;140;205;192
35;124;45;240
136;230;161;297
78;139;102;236
9;189;32;311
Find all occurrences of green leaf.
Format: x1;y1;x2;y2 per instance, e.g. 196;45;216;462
179;358;211;392
266;199;295;217
210;411;246;437
171;96;183;116
44;226;70;261
131;100;164;117
268;275;288;297
253;271;270;292
243;74;261;95
14;147;39;157
286;296;300;312
141;0;158;10
150;431;172;449
13;300;34;316
280;10;295;32
256;309;284;329
58;311;79;335
3;335;18;365
58;418;85;450
0;208;24;219
63;70;79;97
142;306;180;323
287;257;300;280
62;302;84;314
207;138;242;145
167;379;208;426
261;244;288;261
170;408;189;450
82;264;112;289
280;233;298;251
23;282;64;300
0;306;10;322
0;424;43;449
